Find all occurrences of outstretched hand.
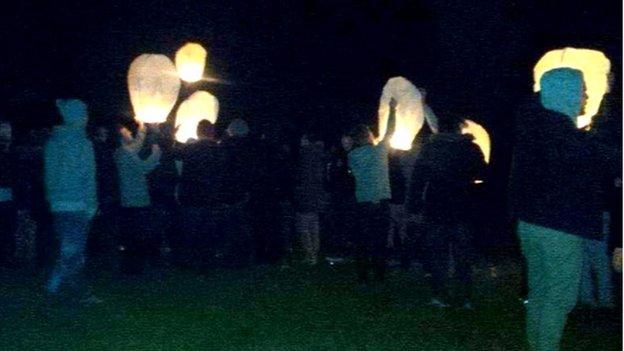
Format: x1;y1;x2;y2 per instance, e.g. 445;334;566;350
389;98;397;110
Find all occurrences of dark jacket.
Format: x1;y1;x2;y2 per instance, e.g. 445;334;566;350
294;143;327;213
407;133;485;223
509;99;617;240
218;137;255;205
389;152;407;205
93;141;120;211
177;139;223;207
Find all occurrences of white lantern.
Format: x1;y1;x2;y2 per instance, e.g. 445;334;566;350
533;48;611;129
175;43;207;83
461;119;490;164
128;54;181;124
377;77;424;150
174;91;219;143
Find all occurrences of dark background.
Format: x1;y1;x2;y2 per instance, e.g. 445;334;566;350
0;0;621;244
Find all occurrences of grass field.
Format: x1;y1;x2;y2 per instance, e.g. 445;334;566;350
0;261;620;350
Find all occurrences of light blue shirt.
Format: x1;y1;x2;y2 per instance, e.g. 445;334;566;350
348;142;391;203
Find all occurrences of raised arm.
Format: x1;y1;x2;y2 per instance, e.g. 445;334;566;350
125;122;147;154
381;98;397;144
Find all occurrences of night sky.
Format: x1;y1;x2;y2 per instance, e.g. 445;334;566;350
0;0;621;240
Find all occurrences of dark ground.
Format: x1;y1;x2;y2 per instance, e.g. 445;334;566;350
0;257;620;350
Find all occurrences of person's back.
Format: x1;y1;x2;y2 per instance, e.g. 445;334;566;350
510;96;612;240
511;67;618;351
44;100;97;216
178;139;222;206
412;132;485;223
43;98;98;297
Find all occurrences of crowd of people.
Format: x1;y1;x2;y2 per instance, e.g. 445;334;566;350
0;67;621;351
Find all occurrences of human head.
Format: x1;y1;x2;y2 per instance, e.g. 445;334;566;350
227;118;249;138
94;125;110;143
197;119;216;140
540;67;587;120
55;98;88;128
341;135;353;152
349;124;375;147
0;120;12;147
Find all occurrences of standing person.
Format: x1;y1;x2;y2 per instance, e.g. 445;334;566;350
407;117;485;308
175;120;222;268
293;134;327;265
217;118;254;267
0;120;17;268
115;121;162;274
509;68;617;351
347;98;397;285
325;140;356;258
387;148;407;265
44;99;98;301
88;124;120;270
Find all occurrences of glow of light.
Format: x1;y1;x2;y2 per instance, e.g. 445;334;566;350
377;76;424;150
128;54;181;124
174;91;219;143
175;43;207;83
462;119;490;164
533;48;611;129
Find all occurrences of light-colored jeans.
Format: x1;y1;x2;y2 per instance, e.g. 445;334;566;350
46;211;92;294
296;212;320;264
518;221;583;351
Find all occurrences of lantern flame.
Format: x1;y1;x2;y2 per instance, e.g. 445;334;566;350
533;48;611;129
128;54;181;124
461;119;490;164
175;43;207;83
174;91;219;143
377;77;424;150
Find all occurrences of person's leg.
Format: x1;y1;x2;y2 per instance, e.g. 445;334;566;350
355;204;372;283
0;202;16;267
46;212;90;295
590;237;614;306
427;223;450;302
579;239;596;305
453;223;474;304
310;213;320;265
371;203;390;282
518;221;547;351
519;221;583;351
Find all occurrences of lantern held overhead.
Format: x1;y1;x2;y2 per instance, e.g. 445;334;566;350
377;77;424;150
175;43;207;83
462;119;490;164
174;91;219;143
128;54;181;124
533;48;611;129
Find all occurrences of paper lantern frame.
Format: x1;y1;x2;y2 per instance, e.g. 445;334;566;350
533;48;611;129
128;54;181;124
377;77;424;150
175;43;207;83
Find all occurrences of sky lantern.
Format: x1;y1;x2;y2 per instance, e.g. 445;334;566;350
377;77;424;150
533;48;611;129
174;91;219;143
175;42;207;83
128;54;181;124
462;119;490;164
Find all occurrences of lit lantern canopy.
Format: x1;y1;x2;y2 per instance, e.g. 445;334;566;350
128;54;181;124
533;48;611;129
174;91;219;143
175;43;207;83
461;119;490;164
377;77;424;150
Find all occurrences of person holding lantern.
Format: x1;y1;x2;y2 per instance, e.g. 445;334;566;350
347;98;397;285
510;68;618;351
43;98;98;302
115;120;162;274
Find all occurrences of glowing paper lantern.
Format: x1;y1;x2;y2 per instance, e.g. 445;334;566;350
377;77;424;150
175;43;207;83
462;119;490;164
533;48;611;128
174;91;219;143
128;54;181;124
